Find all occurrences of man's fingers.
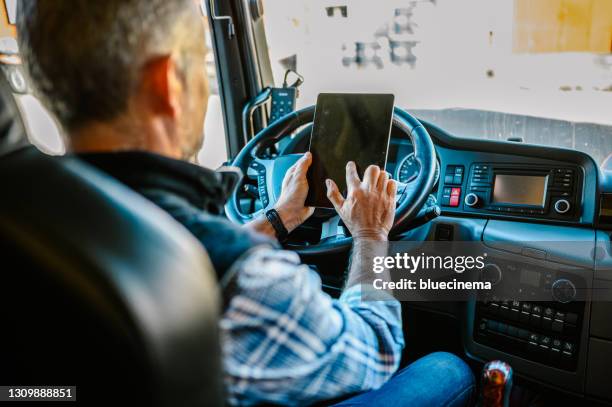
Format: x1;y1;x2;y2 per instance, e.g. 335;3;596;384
294;152;312;177
282;165;296;188
287;152;311;178
363;165;381;189
386;178;398;198
377;171;389;191
326;179;344;211
345;161;360;191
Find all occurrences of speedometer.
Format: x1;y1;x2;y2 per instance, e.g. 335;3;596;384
395;153;419;183
395;153;440;186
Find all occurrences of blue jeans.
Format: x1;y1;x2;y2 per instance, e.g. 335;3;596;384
333;352;475;407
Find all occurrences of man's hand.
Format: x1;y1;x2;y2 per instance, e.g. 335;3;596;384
274;152;315;232
326;162;397;241
246;152;315;239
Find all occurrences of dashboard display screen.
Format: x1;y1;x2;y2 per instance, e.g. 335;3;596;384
306;93;394;208
492;174;547;207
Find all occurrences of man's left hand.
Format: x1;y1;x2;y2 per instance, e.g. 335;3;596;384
274;152;315;233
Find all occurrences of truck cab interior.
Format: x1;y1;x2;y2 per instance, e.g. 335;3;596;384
2;0;612;406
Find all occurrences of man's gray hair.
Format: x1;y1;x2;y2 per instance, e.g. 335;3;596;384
17;0;200;131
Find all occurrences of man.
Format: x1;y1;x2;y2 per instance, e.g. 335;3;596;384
17;1;474;405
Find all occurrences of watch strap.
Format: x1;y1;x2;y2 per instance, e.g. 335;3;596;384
265;208;289;243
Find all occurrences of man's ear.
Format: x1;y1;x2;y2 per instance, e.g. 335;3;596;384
140;55;183;118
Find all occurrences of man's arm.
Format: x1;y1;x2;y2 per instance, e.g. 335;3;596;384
221;248;403;406
326;162;396;290
223;162;402;405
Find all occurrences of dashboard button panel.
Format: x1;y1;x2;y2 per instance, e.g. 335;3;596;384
441;165;464;207
473;262;585;371
475;298;582;371
475;277;583;372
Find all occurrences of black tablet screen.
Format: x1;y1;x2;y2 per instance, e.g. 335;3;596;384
306;93;394;208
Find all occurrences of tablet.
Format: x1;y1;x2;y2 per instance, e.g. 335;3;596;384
306;93;395;208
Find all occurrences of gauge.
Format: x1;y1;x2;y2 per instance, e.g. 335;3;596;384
395;153;440;187
395;153;419;183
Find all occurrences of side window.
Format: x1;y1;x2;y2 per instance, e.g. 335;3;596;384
3;1;228;168
0;0;64;154
197;9;228;169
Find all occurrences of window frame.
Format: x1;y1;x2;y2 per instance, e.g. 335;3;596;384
204;0;274;160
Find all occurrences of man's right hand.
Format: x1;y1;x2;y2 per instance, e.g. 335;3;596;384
326;162;397;241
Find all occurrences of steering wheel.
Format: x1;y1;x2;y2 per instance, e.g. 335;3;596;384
225;105;437;255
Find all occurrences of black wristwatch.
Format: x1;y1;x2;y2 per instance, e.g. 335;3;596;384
265;208;289;243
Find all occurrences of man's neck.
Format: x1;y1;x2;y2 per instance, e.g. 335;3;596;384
69;117;181;159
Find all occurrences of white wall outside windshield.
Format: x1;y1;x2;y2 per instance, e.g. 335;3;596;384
262;0;612;164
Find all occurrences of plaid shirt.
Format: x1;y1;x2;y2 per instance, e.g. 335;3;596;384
221;248;404;406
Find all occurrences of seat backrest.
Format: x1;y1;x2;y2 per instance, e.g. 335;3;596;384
0;76;223;406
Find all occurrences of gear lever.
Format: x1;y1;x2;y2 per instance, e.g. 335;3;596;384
478;360;513;407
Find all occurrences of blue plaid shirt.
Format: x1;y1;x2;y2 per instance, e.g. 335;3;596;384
221;248;404;406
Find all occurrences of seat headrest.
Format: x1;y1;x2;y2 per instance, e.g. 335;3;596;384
0;70;29;156
0;149;224;406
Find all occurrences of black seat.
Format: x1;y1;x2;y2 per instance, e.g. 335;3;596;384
0;76;223;406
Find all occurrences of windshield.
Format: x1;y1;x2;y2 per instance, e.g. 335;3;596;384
262;0;612;166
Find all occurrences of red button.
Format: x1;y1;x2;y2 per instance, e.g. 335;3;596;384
451;187;461;197
449;195;460;207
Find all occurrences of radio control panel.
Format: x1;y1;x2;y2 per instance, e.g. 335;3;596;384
441;163;583;221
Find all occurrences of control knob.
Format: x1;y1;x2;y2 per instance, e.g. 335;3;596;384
465;193;480;207
554;199;571;214
552;278;576;303
481;263;502;286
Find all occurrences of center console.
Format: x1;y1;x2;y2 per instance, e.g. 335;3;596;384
426;125;603;400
